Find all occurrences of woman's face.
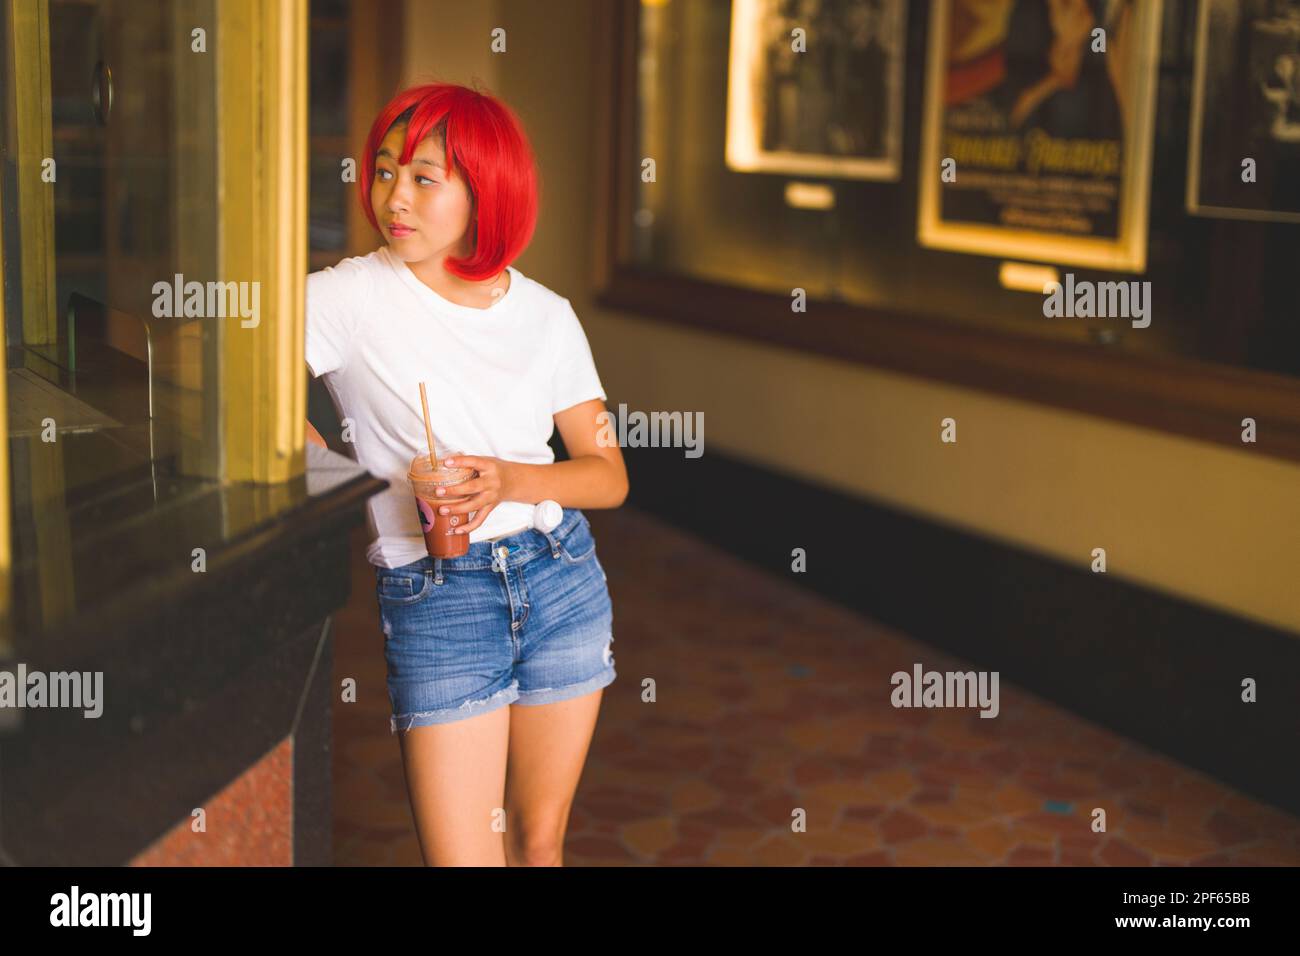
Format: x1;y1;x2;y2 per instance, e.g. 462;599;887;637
371;123;474;264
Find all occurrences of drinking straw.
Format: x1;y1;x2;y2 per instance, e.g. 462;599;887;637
418;382;439;470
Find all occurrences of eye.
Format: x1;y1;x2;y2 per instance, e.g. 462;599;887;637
417;176;436;186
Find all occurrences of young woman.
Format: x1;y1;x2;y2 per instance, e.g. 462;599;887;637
304;83;627;867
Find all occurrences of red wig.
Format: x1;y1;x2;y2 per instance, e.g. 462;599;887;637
360;83;539;282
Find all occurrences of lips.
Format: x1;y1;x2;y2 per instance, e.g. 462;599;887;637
388;223;415;237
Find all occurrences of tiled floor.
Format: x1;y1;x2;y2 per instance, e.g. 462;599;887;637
332;507;1300;866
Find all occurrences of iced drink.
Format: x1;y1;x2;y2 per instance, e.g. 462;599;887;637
408;454;477;558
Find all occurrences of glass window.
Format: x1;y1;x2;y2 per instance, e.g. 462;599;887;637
2;0;222;496
628;0;1300;379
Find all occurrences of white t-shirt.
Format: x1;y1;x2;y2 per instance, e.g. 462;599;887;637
305;245;607;569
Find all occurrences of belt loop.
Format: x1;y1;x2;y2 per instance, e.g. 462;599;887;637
541;528;561;559
433;558;443;585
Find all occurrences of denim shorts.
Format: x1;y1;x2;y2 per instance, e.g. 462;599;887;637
373;507;616;733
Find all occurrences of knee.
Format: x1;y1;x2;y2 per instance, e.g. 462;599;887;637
510;830;564;867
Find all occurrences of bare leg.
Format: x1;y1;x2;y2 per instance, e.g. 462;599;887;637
503;688;605;866
397;704;511;866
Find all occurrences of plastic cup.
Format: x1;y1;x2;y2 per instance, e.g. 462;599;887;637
408;455;477;558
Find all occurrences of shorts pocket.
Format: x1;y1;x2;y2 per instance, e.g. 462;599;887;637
377;568;432;605
558;515;596;563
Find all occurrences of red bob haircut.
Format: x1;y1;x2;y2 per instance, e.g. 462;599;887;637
359;83;539;282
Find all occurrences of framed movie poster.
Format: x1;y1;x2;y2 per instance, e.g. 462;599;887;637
725;0;907;180
917;0;1162;272
1187;0;1300;223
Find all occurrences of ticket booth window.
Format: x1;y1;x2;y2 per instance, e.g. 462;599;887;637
0;0;311;641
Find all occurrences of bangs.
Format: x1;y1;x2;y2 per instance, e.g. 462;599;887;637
360;84;539;281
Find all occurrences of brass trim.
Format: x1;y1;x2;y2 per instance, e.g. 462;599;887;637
10;0;56;347
217;0;308;483
0;66;9;649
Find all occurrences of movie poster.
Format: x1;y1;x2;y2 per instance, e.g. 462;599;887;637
917;0;1161;272
725;0;907;180
1187;0;1300;222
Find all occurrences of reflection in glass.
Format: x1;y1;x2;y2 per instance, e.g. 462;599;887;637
628;0;1300;370
3;0;222;493
1;0;223;634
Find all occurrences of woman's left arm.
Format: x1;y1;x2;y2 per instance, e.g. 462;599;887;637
504;397;628;508
435;399;629;534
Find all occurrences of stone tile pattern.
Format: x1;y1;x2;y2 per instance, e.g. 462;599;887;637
333;509;1300;866
131;737;294;866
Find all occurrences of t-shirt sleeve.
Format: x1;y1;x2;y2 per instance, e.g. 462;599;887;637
550;298;607;415
305;256;372;377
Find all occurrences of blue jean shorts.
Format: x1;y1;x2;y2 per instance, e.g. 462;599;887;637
373;508;616;733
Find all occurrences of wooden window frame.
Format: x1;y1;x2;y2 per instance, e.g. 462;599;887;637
590;1;1300;465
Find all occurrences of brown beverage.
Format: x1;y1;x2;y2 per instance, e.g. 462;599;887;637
408;454;477;558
